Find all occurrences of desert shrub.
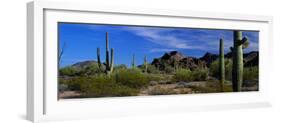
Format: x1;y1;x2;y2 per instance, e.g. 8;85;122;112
59;66;79;76
172;68;208;82
114;68;149;89
145;73;168;82
80;75;138;97
145;74;162;81
192;68;208;81
114;64;127;71
243;66;258;81
164;65;175;74
210;59;232;80
80;63;104;75
61;76;88;91
173;69;194;82
210;59;258;82
147;64;161;74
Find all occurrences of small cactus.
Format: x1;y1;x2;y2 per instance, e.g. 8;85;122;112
219;38;225;91
232;31;249;92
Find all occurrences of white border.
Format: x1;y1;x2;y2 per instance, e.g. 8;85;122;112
27;1;273;122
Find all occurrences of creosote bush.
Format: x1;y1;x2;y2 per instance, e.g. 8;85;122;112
210;59;232;80
59;66;79;76
210;59;258;82
146;64;161;74
173;68;208;82
243;66;258;81
114;68;149;89
173;69;193;82
80;75;138;97
192;69;208;81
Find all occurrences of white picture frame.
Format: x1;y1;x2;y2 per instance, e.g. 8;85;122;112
27;1;273;122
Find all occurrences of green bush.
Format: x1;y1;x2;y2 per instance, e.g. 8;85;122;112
192;69;208;81
173;68;208;82
147;64;161;74
210;59;232;80
210;59;258;82
60;76;88;91
173;69;194;82
243;66;258;81
59;66;79;76
80;75;138;97
114;68;149;89
114;64;127;71
145;73;166;82
164;65;175;74
81;63;104;75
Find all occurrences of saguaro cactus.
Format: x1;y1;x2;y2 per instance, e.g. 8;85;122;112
110;48;114;73
132;54;136;68
219;38;225;91
105;32;110;71
231;31;249;92
144;55;148;73
97;47;101;69
97;32;114;74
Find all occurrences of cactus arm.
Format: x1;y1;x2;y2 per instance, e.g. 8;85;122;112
110;48;114;73
219;38;225;92
230;47;233;52
242;37;249;49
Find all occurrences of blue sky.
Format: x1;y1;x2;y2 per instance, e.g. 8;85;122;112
58;23;259;67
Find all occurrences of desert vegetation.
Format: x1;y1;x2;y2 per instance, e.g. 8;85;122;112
58;31;259;99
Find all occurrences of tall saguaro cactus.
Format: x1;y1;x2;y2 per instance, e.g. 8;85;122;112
132;54;136;68
219;38;225;91
231;31;249;92
97;48;101;69
105;32;110;71
110;48;114;73
144;55;148;73
96;32;114;74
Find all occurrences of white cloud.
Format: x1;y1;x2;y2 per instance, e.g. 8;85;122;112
102;26;259;53
149;48;176;53
122;27;207;50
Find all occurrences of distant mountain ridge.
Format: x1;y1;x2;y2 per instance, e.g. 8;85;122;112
66;51;258;70
151;51;258;70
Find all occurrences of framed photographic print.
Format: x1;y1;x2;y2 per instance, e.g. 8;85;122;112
27;1;273;122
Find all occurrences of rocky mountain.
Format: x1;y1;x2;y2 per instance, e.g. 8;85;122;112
151;51;258;70
71;60;99;69
243;51;259;67
151;51;207;70
199;52;218;67
66;51;258;71
224;51;259;67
